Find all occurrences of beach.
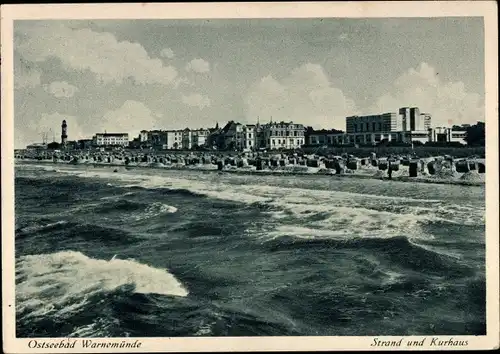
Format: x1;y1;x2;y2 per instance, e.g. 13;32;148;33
15;148;486;187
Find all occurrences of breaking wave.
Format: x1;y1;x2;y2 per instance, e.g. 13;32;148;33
16;251;188;321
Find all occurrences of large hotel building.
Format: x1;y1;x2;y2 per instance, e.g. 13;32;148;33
309;106;464;146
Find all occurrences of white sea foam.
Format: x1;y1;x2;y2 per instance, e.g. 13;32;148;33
16;251;188;320
36;166;484;240
19;220;69;233
133;202;178;221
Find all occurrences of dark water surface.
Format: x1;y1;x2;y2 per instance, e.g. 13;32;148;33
14;163;486;337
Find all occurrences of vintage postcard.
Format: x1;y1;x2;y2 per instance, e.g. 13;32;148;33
2;1;499;352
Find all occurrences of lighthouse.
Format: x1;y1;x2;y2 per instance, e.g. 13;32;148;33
61;120;68;147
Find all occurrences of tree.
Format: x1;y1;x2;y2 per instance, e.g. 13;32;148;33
465;122;485;146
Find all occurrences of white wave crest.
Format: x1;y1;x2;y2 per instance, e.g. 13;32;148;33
133;202;178;221
18;220;69;233
39;166;484;241
16;251;188;319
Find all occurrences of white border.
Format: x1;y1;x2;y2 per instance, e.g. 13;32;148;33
2;2;499;352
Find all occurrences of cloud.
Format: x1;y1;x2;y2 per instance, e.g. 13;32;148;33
44;81;79;98
181;93;211;109
14;62;41;89
160;48;175;59
372;62;484;127
101;100;160;136
173;76;191;89
185;58;210;73
245;63;357;129
15;22;178;86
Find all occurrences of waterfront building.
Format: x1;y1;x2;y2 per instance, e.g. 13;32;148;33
139;130;148;142
220;121;243;150
26;143;47;151
421;113;432;130
339;107;431;145
260;121;305;150
146;130;168;149
307;129;346;146
431;127;467;144
242;124;257;151
346;112;401;134
191;128;210;148
77;139;93;150
93;133;129;147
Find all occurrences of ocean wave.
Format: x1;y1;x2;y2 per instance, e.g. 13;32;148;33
23;165;484;238
17;220;69;234
87;199;178;221
265;235;475;277
133;202;178;221
16;251;188;321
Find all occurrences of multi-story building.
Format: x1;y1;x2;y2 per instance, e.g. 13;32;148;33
431;127;467;144
93;133;129;147
399;107;426;131
260;121;305;150
346;112;401;134
147;130;168;148
421;113;432;130
340;107;431;145
139;130;149;142
138;128;211;150
307;129;345;146
220;121;244;150
77;139;93;149
242;124;257;151
191;129;210;148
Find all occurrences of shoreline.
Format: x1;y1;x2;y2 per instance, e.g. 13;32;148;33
15;159;485;187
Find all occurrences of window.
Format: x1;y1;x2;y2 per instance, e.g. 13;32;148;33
294;131;297;136
366;123;369;131
272;139;275;145
378;123;382;131
372;122;376;131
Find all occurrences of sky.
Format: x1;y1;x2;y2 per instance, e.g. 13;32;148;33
13;17;485;148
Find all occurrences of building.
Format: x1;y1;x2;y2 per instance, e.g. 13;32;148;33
431;127;467;144
399;107;426;131
77;139;93;149
219;121;243;150
307;129;345;146
93;133;129;147
259;121;305;150
139;130;148;142
147;130;169;148
341;107;431;145
421;113;432;130
346;112;401;134
26;143;47;151
191;129;210;148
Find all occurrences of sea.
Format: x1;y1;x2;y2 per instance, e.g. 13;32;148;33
14;162;486;337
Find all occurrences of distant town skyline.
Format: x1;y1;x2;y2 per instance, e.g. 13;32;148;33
14;17;485;148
